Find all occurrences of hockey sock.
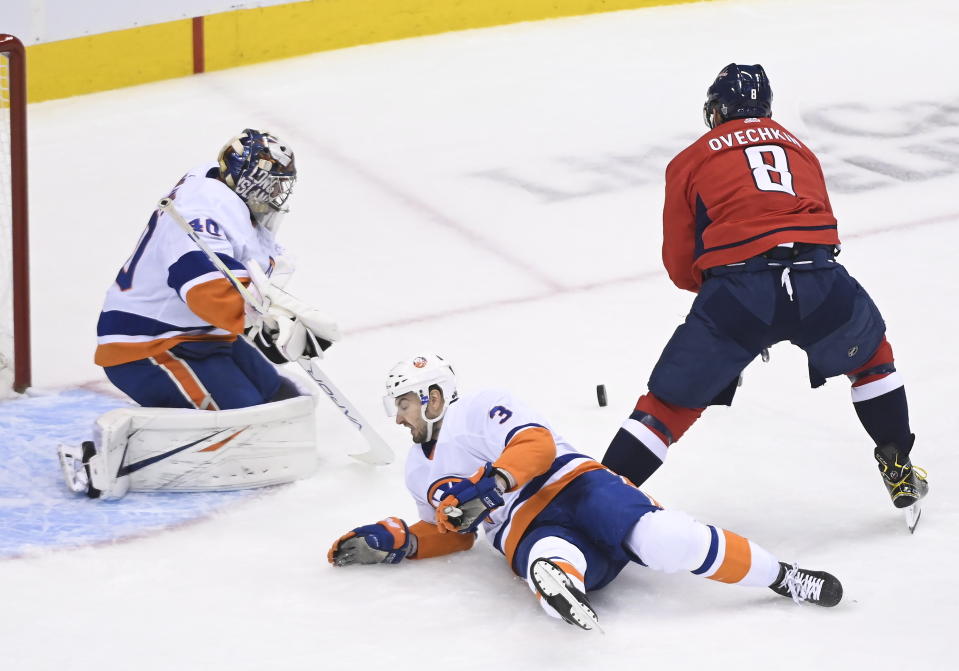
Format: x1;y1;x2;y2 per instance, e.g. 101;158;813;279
847;338;912;452
601;394;702;485
627;510;780;588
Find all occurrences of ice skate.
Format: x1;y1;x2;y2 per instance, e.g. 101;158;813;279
875;443;928;532
530;558;601;632
769;562;842;607
56;441;99;497
875;443;928;508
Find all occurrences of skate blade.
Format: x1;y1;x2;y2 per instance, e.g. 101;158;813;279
56;444;89;494
904;501;922;534
532;561;604;634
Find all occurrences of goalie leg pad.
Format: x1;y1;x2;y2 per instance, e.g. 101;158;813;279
61;396;318;500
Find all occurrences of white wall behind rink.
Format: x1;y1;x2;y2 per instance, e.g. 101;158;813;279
4;0;307;45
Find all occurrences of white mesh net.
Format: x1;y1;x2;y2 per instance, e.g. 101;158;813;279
1;49;15;394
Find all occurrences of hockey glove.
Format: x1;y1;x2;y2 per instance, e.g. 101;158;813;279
435;463;507;534
246;315;307;364
244;258;340;363
328;517;417;566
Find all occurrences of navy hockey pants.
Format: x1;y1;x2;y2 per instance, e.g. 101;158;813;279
649;247;887;409
104;338;282;410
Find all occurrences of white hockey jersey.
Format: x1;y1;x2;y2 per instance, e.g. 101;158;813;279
95;162;282;367
404;388;604;567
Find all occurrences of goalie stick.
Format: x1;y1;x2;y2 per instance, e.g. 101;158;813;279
157;197;393;466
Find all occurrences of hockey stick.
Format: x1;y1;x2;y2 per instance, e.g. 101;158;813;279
157;198;394;465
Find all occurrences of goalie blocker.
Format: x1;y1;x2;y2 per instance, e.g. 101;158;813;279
58;395;318;500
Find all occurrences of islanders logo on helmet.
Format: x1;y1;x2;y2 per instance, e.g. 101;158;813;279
413;357;428;368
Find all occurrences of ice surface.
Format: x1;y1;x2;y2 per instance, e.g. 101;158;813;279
1;0;955;667
0;390;258;557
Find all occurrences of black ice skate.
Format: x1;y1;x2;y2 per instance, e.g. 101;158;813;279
875;442;928;532
874;443;928;508
769;562;843;607
530;558;602;632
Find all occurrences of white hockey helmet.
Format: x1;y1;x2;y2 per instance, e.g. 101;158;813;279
383;354;458;440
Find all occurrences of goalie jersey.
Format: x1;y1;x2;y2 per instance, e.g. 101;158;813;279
405;389;605;567
95;162;281;367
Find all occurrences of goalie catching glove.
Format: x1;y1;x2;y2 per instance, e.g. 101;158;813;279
435;463;508;534
328;517;416;566
244;259;341;363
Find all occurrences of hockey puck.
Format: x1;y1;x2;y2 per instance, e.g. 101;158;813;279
596;384;607;407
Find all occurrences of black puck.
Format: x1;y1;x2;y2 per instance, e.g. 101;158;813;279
596;384;607;407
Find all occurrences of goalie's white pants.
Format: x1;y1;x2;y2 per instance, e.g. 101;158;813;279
86;395;318;499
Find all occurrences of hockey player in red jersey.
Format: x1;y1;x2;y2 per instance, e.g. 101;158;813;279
328;354;843;630
601;64;927;529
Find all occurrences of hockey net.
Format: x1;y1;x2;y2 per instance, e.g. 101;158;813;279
0;35;29;396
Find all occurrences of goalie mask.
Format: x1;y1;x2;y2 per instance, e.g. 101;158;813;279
218;128;297;232
383;354;458;443
703;63;772;129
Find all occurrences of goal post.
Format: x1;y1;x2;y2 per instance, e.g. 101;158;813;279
0;34;30;394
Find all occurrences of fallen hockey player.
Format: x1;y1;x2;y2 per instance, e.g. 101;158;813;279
329;354;843;630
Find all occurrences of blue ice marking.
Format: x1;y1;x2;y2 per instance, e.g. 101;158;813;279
0;389;256;559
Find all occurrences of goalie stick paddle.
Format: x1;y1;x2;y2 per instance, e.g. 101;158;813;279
157;198;394;466
298;356;393;465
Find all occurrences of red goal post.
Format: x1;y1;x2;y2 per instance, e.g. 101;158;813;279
0;34;30;394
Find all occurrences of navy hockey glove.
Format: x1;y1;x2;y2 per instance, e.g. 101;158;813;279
435;463;507;534
328;517;416;566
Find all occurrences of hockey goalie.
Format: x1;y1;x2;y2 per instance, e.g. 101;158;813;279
58;129;340;499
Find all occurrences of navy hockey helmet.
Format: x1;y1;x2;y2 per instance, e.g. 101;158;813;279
218;129;297;227
703;63;772;128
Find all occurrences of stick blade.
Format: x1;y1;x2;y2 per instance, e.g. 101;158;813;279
348;447;393;466
347;429;394;465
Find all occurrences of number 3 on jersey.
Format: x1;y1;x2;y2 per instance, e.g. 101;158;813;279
744;144;796;196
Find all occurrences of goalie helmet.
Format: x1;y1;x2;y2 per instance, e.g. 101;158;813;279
218;129;297;231
703;63;772;129
383;354;458;442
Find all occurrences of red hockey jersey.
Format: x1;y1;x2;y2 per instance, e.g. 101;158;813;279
662;118;840;292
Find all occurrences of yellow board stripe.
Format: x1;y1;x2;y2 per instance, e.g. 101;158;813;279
26;21;193;103
24;0;718;103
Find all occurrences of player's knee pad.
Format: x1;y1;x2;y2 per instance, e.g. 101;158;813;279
63;396;318;500
628;509;711;574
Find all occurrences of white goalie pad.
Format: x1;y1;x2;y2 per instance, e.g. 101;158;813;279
63;396;318;500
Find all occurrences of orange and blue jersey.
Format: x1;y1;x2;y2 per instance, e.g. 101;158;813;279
663;118;840;292
404;389;607;568
95;162;281;367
